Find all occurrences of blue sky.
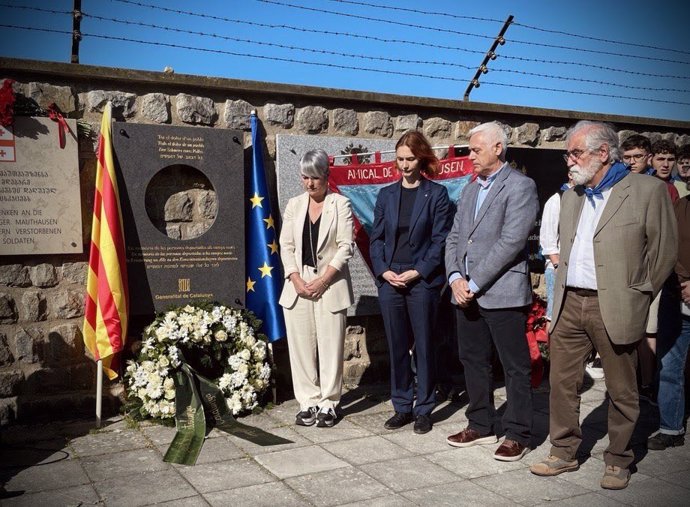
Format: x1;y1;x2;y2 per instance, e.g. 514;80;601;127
2;0;689;121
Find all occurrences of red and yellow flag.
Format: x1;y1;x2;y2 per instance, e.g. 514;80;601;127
83;103;129;380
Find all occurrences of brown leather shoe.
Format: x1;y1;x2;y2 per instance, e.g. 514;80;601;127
493;439;530;461
446;427;498;448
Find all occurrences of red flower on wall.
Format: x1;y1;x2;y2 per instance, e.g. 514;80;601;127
0;79;16;128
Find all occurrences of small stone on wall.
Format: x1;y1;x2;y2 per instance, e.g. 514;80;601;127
13;328;39;363
60;262;88;285
0;264;31;287
541;126;567;142
0;370;24;397
264;103;295;128
363;111;393;137
332;108;358;135
28;82;76;114
46;324;85;364
512;123;540;146
0;293;17;324
223;99;253;130
0;332;13;366
424;117;452;140
454;120;480;141
141;93;170;123
164;192;193;222
20;290;47;322
394;114;422;133
49;289;85;319
196;190;218;220
86;90;137;118
176;93;216;125
29;264;58;288
296;106;328;134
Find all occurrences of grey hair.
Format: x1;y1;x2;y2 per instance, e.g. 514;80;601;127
468;122;508;158
566;120;620;164
300;149;330;178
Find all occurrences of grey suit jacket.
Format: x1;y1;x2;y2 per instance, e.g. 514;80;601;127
550;172;678;345
445;163;539;309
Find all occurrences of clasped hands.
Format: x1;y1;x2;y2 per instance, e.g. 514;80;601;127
682;280;690;306
450;278;475;308
382;269;420;288
291;274;329;300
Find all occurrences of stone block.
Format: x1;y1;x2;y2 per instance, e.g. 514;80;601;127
343;334;361;361
678;134;690;147
223;99;253;130
176;93;216;125
424;117;452;139
363;111;393;137
29;264;58;287
165;223;182;239
184;221;213;239
0;332;13;365
141;92;170;123
332;108;358;135
618;129;638;144
59;262;88;285
196;190;218;220
343;360;370;386
661;132;678;145
164;192;193;221
27;82;76;113
20;290;48;322
49;289;85;319
13;327;39;363
46;323;85;364
394;114;422;133
264;103;295;128
541;126;567;142
86;90;137;118
512;122;540;146
0;396;17;425
454;120;480;140
0;263;31;287
0;292;18;323
0;369;24;397
296;105;328;134
642;131;662;145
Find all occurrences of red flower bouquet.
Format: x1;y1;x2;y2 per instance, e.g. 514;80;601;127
526;292;549;387
0;79;16;128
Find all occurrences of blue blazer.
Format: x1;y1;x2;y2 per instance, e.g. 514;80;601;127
370;177;452;289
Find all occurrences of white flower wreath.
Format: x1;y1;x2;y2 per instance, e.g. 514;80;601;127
125;303;271;420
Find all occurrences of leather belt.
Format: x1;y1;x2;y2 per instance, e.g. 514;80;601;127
566;287;598;297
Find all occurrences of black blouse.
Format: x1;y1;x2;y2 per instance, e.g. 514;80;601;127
301;212;321;268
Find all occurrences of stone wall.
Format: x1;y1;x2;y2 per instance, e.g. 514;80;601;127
1;57;689;425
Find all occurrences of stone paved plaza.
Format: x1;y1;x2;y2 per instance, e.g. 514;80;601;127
2;377;690;506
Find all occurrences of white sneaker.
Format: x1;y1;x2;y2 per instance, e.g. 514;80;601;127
585;358;604;379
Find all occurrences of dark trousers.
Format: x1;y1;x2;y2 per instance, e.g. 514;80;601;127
549;290;638;468
456;301;532;446
378;268;439;417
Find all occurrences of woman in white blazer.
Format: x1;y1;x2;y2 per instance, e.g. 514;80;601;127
279;149;354;427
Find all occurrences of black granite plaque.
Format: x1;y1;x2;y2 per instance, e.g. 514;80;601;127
113;123;244;315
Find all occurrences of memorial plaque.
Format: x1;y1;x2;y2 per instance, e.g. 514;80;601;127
0;117;81;254
113;123;244;315
277;134;397;315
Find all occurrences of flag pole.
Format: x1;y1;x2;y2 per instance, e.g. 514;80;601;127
96;359;103;428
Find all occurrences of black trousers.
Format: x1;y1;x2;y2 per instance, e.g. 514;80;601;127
456;301;532;446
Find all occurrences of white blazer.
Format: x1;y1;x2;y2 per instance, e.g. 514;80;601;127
278;192;355;313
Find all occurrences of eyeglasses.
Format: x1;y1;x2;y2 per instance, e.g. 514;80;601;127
622;153;647;162
562;149;588;163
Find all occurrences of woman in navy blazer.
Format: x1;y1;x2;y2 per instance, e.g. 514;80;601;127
370;131;452;434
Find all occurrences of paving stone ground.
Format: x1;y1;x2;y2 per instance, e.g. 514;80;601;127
2;377;689;506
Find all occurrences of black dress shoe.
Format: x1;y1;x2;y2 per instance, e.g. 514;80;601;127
414;414;432;434
384;411;413;430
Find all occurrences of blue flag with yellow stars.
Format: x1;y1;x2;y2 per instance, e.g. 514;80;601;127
246;113;286;342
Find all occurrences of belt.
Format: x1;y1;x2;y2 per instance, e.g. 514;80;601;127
566;287;598;297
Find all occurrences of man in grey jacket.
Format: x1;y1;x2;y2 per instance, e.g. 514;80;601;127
444;122;539;462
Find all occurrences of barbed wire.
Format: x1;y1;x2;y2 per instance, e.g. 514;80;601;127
103;0;690;80
82;13;477;70
3;23;689;107
256;0;690;65
0;3;71;16
82;12;690;95
324;0;690;57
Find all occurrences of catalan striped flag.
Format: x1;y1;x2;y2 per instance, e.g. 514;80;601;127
83;103;129;380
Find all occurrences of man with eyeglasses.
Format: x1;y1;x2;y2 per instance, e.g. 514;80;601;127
621;134;654;175
530;121;677;490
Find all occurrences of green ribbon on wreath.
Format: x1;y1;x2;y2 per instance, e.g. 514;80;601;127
164;362;292;465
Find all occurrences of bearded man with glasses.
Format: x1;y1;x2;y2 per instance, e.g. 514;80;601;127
530;121;677;490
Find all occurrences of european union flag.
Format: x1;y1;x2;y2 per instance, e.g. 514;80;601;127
246;112;286;342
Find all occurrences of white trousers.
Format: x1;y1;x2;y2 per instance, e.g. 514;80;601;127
283;265;346;411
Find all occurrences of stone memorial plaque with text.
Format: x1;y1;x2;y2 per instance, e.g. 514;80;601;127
0;117;81;255
114;123;244;316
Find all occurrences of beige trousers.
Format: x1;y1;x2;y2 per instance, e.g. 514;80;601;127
283;265;346;411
